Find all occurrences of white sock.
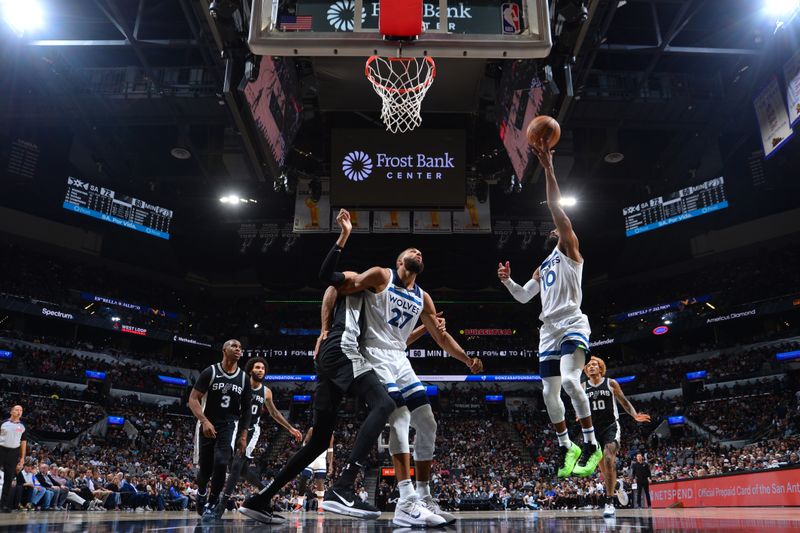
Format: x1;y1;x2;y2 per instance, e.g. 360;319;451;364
582;426;597;445
416;481;430;499
557;429;571;447
398;479;414;500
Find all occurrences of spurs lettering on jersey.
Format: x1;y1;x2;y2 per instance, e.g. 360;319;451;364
212;382;244;395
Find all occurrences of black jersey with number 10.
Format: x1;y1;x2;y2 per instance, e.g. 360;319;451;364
194;363;251;425
585;377;618;430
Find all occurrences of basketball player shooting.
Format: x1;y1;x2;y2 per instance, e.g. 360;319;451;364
584;356;650;517
498;139;603;478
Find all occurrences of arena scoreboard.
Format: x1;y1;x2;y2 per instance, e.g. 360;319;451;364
623;177;728;237
63;177;172;240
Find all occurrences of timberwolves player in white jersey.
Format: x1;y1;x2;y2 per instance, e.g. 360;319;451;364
498;140;603;479
584;356;650;517
325;209;482;527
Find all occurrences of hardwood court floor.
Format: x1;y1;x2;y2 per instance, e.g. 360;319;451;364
0;508;798;532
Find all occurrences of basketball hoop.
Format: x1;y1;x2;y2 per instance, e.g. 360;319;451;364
365;55;436;134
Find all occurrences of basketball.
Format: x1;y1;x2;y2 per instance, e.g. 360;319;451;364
527;115;561;149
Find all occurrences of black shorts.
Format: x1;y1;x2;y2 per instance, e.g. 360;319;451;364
314;332;373;412
596;421;621;448
194;420;241;469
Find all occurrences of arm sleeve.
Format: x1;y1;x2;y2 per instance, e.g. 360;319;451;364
318;244;346;286
501;277;540;303
193;366;213;394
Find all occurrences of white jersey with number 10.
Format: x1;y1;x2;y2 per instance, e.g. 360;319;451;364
539;247;584;322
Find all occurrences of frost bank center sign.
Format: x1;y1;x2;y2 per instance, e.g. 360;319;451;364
331;129;466;209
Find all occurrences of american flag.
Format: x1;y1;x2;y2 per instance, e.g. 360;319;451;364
279;15;313;31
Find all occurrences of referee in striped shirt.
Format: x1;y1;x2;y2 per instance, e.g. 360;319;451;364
1;405;26;513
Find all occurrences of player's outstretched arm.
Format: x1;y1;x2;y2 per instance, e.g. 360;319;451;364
319;209;353;286
610;379;651;422
533;141;580;261
420;293;483;374
498;261;540;303
265;387;302;441
406;312;445;346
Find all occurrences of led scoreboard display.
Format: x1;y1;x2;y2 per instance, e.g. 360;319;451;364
623;177;728;237
63;177;172;240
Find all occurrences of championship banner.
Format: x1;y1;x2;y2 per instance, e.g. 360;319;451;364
413;211;452;234
332;209;370;233
372;210;410;233
452;195;491;233
651;468;800;508
754;78;794;159
293;178;331;233
784;50;800;126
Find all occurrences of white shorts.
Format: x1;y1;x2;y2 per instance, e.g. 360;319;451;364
245;425;261;459
538;313;591;378
360;347;426;406
303;450;328;479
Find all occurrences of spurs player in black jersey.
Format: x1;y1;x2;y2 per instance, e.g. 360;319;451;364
241;357;302;489
188;339;252;520
584;356;650;518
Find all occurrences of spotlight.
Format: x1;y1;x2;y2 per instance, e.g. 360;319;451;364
253;323;259;328
1;0;44;36
764;0;800;16
559;196;577;207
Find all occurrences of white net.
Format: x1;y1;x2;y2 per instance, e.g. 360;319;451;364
365;56;436;134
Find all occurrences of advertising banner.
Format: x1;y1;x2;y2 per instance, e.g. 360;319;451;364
783;50;800;126
651;468;800;508
331;129;466;209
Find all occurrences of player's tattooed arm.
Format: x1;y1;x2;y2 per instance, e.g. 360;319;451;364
420;292;483;373
610;379;651;423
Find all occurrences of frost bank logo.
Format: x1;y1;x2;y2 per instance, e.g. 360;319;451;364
327;0;365;31
342;151;373;181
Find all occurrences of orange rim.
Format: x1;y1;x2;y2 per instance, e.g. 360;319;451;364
365;55;436;95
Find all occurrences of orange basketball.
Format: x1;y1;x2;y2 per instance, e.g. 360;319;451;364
526;115;561;149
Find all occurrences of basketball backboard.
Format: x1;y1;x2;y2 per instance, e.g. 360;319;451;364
248;0;551;58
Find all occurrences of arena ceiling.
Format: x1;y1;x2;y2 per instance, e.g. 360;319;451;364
0;0;797;291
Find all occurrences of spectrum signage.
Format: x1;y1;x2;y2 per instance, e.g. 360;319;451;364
331;129;466;209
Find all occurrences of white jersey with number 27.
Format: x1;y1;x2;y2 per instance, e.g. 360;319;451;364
361;269;425;352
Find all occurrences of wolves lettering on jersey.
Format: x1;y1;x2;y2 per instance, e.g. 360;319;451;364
362;269;424;351
249;385;266;429
585;378;618;430
538;247;584;321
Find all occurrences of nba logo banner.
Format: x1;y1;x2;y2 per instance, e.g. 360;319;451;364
502;3;520;35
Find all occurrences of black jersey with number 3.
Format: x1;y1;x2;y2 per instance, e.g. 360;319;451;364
194;363;252;426
249;384;267;430
585;377;618;430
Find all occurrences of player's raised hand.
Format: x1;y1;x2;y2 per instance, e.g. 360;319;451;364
497;261;511;281
467;357;483;374
532;139;554;171
336;209;352;234
634;413;651;423
435;311;446;333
